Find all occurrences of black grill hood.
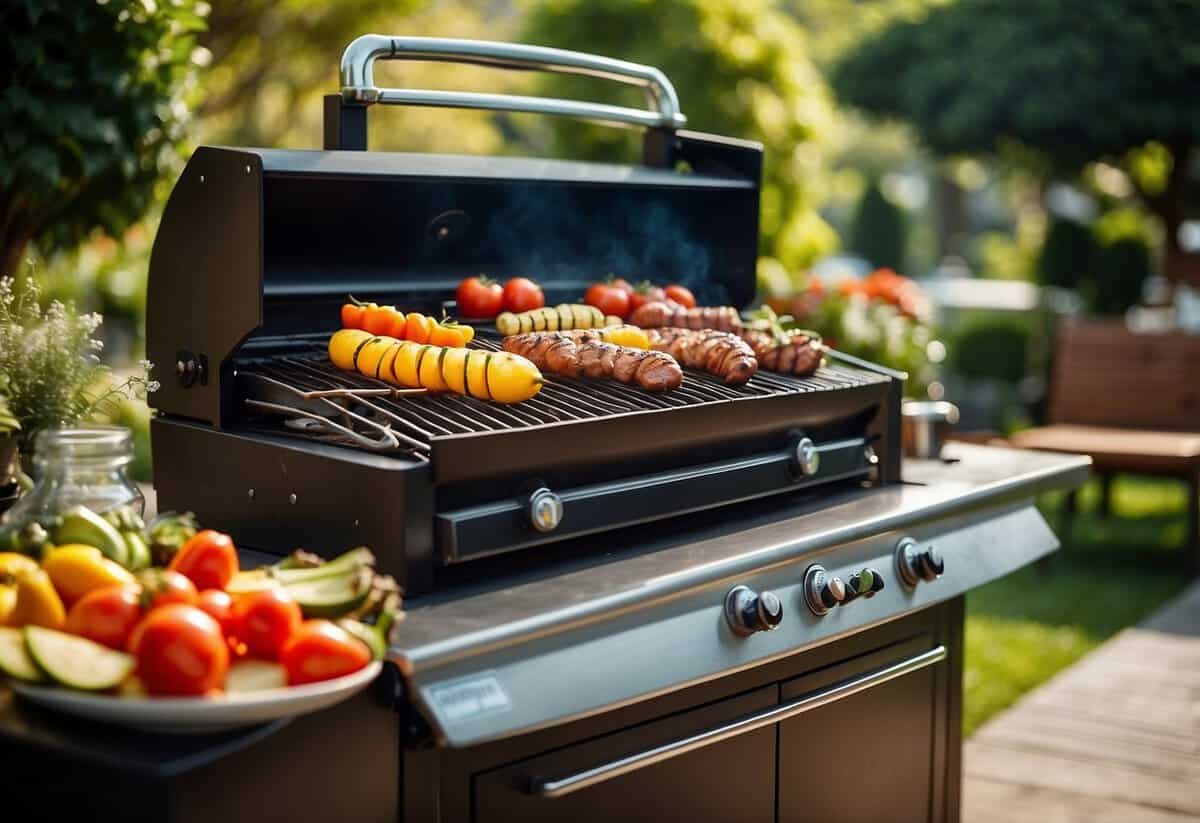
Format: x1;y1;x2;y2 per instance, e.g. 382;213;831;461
147;134;762;426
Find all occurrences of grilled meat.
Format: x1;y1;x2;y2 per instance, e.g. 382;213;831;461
629;301;742;332
739;329;823;377
503;332;683;392
645;328;758;386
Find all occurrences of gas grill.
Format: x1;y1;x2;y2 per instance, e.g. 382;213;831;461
124;35;1091;823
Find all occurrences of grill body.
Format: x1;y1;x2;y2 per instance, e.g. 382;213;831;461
147;141;902;594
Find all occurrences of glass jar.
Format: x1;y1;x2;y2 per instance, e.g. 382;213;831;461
2;426;144;528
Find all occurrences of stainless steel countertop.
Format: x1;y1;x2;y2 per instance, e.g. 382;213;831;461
390;444;1090;675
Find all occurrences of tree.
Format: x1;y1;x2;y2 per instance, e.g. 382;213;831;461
830;0;1200;286
520;0;837;270
849;178;907;271
0;0;207;280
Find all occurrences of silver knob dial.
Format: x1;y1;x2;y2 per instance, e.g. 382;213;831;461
724;585;784;636
527;487;563;533
803;565;846;615
895;537;944;587
793;437;820;477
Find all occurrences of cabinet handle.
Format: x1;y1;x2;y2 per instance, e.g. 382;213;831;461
530;645;946;798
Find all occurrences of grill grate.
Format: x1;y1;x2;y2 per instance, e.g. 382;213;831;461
235;338;887;457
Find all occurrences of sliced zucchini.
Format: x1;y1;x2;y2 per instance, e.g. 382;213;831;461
286;567;373;619
24;626;134;691
0;626;45;683
226;660;288;693
225;568;274;595
273;547;375;585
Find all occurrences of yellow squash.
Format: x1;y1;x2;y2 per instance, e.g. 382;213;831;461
496;303;621;336
5;568;66;629
591;325;650;349
0;553;41;626
328;330;543;403
42;544;136;607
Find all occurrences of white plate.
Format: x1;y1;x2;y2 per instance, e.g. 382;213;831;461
10;661;382;734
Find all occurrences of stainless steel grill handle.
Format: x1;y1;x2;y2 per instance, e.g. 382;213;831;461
530;645;947;799
339;35;686;130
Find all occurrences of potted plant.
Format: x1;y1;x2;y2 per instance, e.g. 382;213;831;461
0;274;154;511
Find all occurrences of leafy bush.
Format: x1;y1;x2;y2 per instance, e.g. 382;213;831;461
949;318;1030;385
849;178;906;271
0;0;207;279
1036;218;1095;291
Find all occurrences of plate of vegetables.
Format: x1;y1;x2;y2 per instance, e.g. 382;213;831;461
0;509;400;733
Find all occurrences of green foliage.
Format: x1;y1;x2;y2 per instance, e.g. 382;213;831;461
520;0;837;269
0;275;154;452
830;0;1200;171
1036;218;1095;290
0;0;206;279
849;178;907;270
948;317;1029;384
1093;237;1152;315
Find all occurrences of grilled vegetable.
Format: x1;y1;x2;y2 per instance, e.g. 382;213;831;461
563;325;649;349
0;626;44;682
496;303;621;336
327;329;544;404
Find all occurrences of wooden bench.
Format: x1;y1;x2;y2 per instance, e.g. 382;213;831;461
1009;319;1200;573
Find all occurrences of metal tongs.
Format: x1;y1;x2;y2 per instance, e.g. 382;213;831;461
239;371;429;454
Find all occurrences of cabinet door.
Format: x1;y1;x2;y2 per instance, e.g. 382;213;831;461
778;637;942;823
474;686;776;823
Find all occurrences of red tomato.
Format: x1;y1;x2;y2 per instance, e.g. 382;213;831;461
456;276;504;318
65;585;142;651
664;284;696;308
629;282;666;312
169;530;239;591
138;568;198;609
585;283;631;318
131;604;229;696
609;277;634;295
502;278;545;312
232;586;302;660
280;620;371;686
196;589;235;636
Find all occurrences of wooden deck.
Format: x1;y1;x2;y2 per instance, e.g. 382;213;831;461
963;580;1200;822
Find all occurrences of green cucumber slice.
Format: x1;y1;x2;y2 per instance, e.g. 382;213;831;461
0;627;45;683
24;626;134;691
226;660;287;693
285;568;372;619
273;547;375;585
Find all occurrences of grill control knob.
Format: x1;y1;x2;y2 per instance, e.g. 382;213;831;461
792;437;821;477
843;567;887;604
527;488;563;533
724;585;784;636
895;538;944;587
802;565;846;616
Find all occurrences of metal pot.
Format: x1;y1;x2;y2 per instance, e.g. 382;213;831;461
902;401;960;460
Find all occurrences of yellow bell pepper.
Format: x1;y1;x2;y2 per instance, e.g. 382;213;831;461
0;553;41;625
6;568;66;629
41;544;135;607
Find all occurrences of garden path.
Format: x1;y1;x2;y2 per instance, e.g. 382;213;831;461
963;579;1200;821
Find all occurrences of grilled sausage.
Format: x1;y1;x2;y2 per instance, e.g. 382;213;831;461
504;332;683;392
739;329;823;377
645;328;758;386
629;301;742;332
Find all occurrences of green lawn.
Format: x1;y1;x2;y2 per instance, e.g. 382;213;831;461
963;474;1192;736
